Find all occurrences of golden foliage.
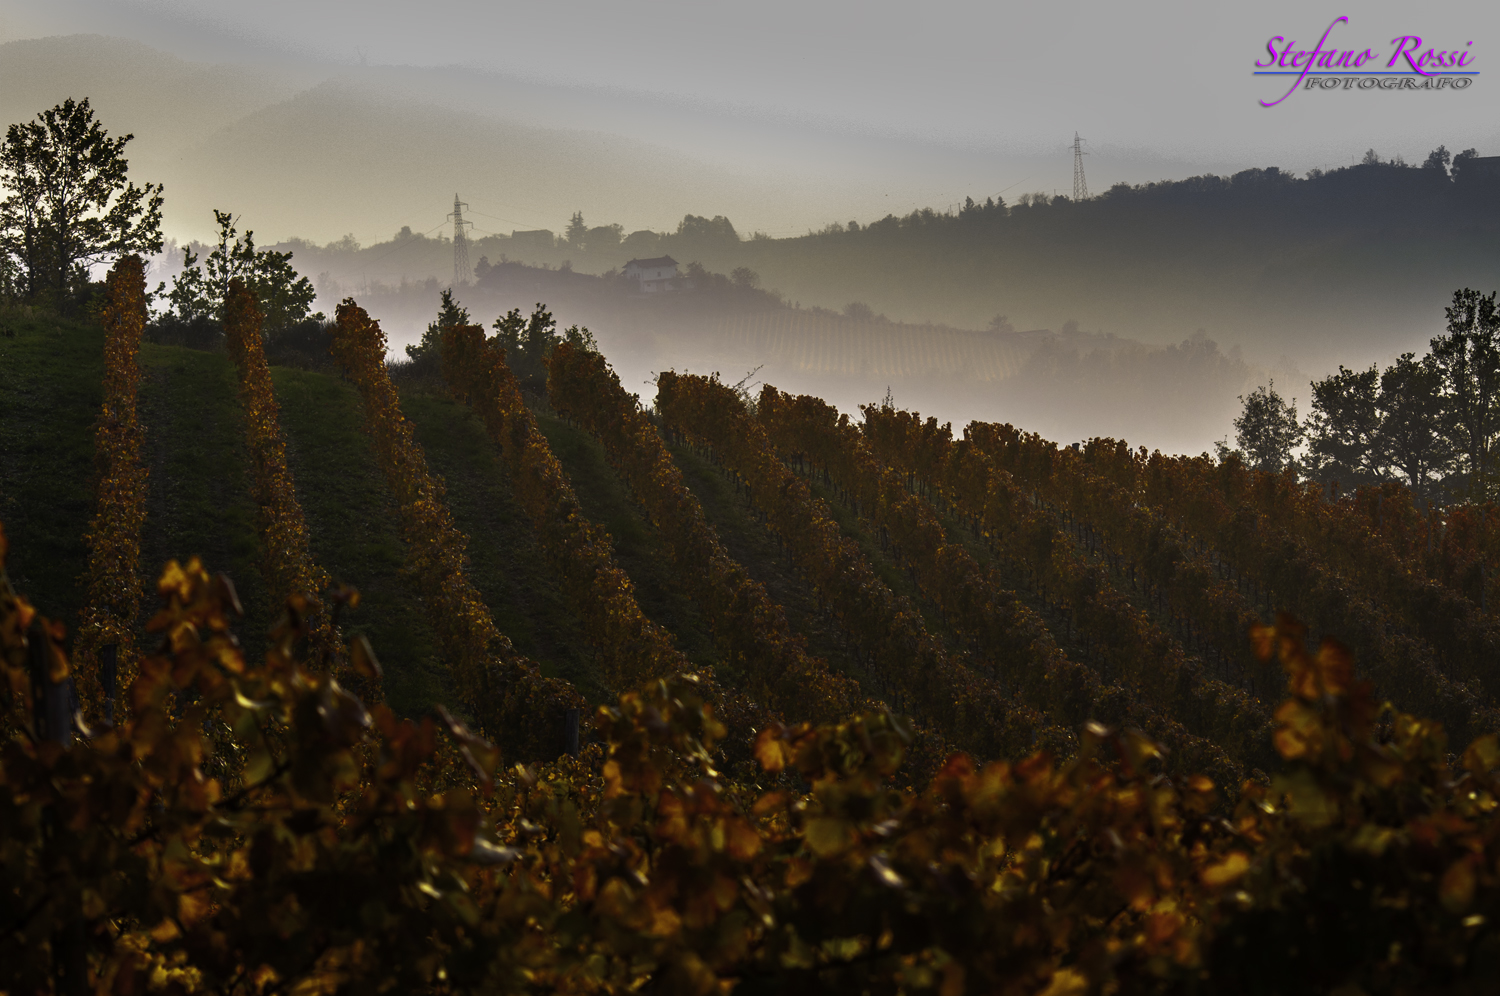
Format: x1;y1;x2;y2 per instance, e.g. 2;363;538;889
654;372;1050;765
546;341;862;723
440;325;686;692
329;300;581;758
73;254;150;719
5;530;1500;993
222;278;342;673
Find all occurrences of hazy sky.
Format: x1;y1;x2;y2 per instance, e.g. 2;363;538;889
1;0;1496;242
1;0;1494;444
7;0;1497;156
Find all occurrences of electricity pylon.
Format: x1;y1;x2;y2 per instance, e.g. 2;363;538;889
448;194;472;287
1072;133;1089;201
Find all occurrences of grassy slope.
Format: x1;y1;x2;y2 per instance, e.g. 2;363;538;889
531;409;719;672
270;367;448;715
0;309;101;629
665;439;870;684
138;343;274;663
1;312;818;723
396;390;605;703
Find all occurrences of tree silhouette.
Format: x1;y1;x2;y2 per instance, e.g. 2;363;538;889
0;97;163;308
1225;380;1302;472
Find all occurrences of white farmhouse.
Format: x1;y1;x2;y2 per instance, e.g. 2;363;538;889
622;256;679;293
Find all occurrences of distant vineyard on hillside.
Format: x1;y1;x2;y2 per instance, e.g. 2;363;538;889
704;311;1034;382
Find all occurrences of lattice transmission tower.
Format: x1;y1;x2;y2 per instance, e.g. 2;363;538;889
448;194;473;287
1072;133;1089;201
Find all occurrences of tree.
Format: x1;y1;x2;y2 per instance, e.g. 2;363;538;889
1304;365;1382;485
565;210;588;250
407;287;469;364
1452;147;1480;182
587;223;624;251
0;97;164;308
164;210;319;333
1377;352;1453;501
492;302;593;391
249;247;319;332
1422;145;1451;174
1429;288;1500;498
1222;380;1302;472
731;267;760;289
676;214;738;242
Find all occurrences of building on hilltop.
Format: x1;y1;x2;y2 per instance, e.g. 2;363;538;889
622;256;678;293
1462;156;1500;179
510;229;555;253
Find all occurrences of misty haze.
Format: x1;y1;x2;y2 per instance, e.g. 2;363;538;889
5;3;1500;993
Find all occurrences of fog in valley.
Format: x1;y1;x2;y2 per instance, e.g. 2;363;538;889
4;1;1498;455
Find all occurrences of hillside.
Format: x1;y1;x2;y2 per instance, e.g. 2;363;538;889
0;34;829;247
1;308;902;717
303;258;1257;456
10;286;1500;992
270;158;1500;381
3;290;1496;758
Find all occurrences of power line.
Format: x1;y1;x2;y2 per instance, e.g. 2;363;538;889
466;208;555;231
1072;132;1090;201
363;219;450;265
448;194;472;288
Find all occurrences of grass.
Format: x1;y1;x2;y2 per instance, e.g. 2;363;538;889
665;439;872;683
270;367;450;716
0;307;103;630
532;410;719;673
138;342;273;663
0;306;904;724
397;390;607;702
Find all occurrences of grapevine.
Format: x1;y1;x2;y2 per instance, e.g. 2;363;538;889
72;254;149;720
993;434;1500;744
329;300;581;758
546;340;864;723
656;370;1076;764
440;324;689;693
221;278;341;671
760;388;1268;780
7;525;1500;994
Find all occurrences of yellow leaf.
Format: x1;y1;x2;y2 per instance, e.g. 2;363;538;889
350;634;383;681
1441;858;1476;913
1038;967;1088;996
726;818;762;861
754;727;791;772
1271;770;1337;829
804;816;855;858
1464;734;1500;775
1350;824;1400;856
1200;851;1250;888
178;889;211;926
752;790;792;818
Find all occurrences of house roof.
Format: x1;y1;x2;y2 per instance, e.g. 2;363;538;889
623;256;678;269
